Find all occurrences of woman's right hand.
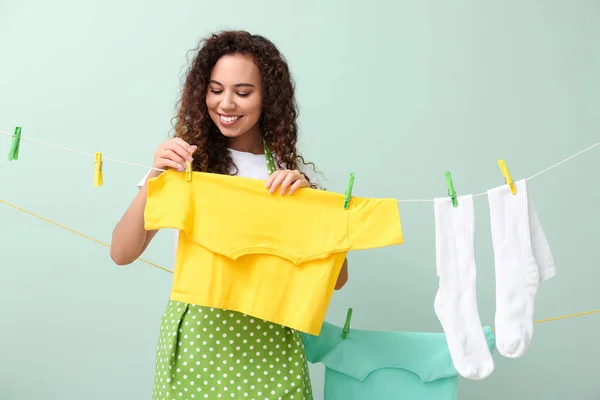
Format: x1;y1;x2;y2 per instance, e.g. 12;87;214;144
151;138;197;177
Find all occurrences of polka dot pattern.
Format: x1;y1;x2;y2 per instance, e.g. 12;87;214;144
152;301;314;399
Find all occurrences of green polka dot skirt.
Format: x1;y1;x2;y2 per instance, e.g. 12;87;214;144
152;301;314;400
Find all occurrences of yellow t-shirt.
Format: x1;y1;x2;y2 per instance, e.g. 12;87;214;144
144;170;403;335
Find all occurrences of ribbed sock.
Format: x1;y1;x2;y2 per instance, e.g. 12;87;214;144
487;179;556;358
434;195;494;380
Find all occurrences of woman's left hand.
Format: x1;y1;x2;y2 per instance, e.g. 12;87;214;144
265;169;310;195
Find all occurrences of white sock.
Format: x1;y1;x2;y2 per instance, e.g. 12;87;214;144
487;179;556;358
434;195;494;380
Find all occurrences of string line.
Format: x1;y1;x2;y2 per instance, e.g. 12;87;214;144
526;141;600;181
0;131;166;172
0;199;172;274
401;140;600;202
0;197;597;329
2;130;598;203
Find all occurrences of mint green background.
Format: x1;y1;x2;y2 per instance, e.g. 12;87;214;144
1;1;599;399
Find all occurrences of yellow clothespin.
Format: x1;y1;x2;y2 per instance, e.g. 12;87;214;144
498;159;517;195
185;160;192;182
94;152;103;188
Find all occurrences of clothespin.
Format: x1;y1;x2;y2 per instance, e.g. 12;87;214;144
185;160;192;182
343;173;355;209
94;152;103;187
8;126;22;161
341;308;353;340
444;171;458;207
497;159;517;195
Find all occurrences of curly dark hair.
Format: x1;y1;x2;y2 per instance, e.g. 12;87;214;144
171;30;318;187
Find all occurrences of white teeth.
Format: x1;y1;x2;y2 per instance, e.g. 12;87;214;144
221;115;240;123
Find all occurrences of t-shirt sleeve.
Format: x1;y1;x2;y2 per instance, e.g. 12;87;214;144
144;171;191;233
302;322;342;364
347;197;404;250
137;170;181;263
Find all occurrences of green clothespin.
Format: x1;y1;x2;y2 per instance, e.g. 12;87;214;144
341;307;353;340
343;173;355;209
8;126;22;161
444;171;458;207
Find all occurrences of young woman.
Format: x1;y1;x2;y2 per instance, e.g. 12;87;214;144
110;30;348;399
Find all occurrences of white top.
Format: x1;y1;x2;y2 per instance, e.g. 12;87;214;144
137;148;321;264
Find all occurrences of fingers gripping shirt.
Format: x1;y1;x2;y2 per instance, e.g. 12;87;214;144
144;170;404;335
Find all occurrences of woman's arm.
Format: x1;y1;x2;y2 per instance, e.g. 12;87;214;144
335;258;349;290
110;177;159;265
110;138;195;265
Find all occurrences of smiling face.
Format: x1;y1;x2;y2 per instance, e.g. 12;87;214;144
206;53;263;152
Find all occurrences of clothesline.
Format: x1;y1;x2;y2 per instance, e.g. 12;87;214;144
400;140;600;202
1;130;599;203
0;130;160;171
1;128;598;330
